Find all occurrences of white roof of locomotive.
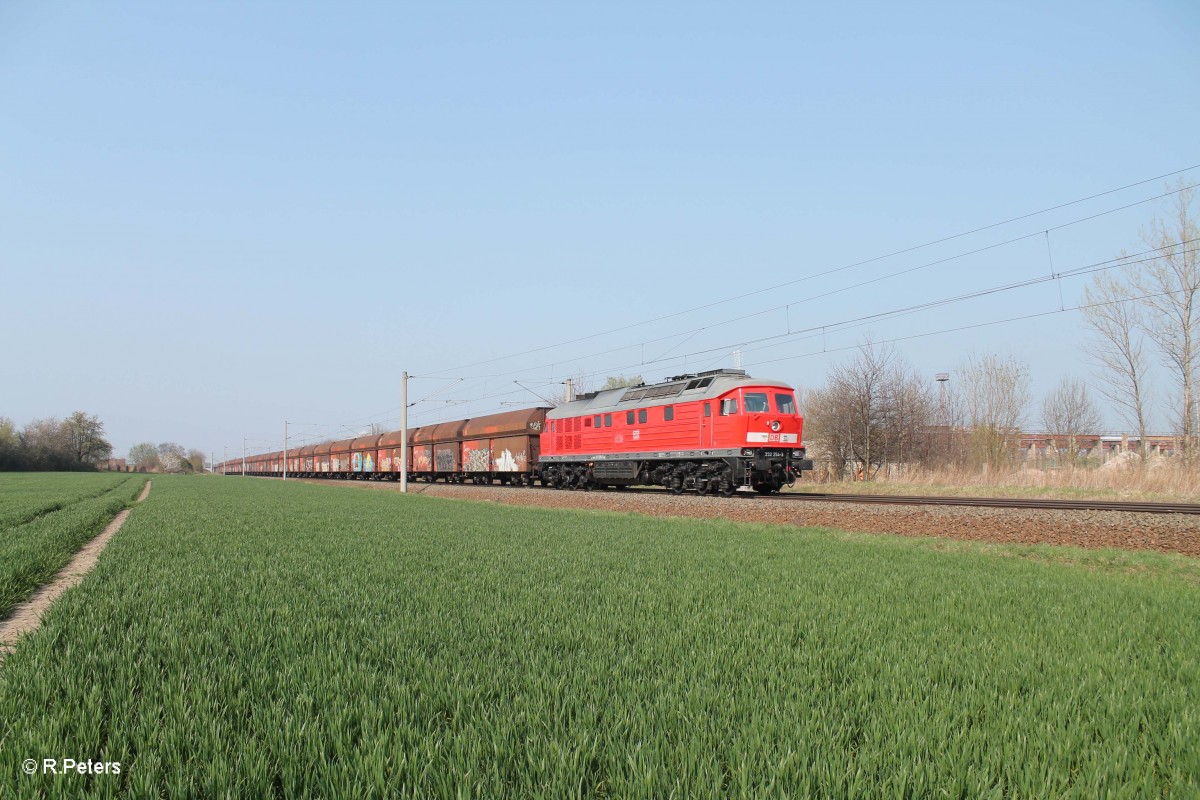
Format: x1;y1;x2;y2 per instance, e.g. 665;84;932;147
546;370;794;419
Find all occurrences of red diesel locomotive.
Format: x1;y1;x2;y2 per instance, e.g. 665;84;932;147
219;369;813;495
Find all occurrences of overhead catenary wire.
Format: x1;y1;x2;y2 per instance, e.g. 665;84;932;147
420;167;1200;378
276;180;1196;438
421;181;1200;387
235;168;1200;453
466;240;1199;404
462;239;1200;387
239;237;1195;451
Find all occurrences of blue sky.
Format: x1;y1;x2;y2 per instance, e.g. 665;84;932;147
2;1;1198;459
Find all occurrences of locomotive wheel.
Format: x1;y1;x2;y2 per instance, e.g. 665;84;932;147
668;477;685;495
719;479;737;497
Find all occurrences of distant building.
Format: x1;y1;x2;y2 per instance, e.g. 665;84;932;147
1016;433;1177;462
96;458;130;472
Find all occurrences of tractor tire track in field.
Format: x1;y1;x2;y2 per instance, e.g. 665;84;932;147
0;480;152;659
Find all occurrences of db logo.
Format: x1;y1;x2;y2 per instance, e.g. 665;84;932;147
767;433;781;442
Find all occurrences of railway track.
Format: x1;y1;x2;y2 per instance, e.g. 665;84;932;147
294;476;1200;515
771;492;1200;515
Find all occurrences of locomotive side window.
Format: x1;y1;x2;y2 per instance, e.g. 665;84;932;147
775;393;797;414
594;415;601;427
551;421;556;433
704;403;711;417
604;414;612;427
626;411;635;425
638;409;647;423
744;392;769;413
664;406;674;421
720;398;738;416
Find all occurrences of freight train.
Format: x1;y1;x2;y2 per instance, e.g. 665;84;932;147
218;369;814;495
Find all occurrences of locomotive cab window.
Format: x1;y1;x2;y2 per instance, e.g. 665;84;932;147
663;406;674;421
775;393;797;414
720;398;738;416
704;403;711;417
744;393;769;413
638;409;647;423
626;411;635;425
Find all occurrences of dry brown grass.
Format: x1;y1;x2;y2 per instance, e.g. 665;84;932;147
793;458;1200;503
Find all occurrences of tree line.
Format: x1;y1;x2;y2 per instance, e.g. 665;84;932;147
0;412;208;473
0;412;114;471
127;442;207;473
801;345;1103;479
802;183;1197;479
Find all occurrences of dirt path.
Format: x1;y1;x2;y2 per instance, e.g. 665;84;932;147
0;480;151;658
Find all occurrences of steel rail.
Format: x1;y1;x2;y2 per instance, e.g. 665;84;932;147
263;475;1200;514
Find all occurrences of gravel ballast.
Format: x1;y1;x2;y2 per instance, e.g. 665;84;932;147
302;480;1200;558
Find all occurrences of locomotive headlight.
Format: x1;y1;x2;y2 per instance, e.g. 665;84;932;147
770;420;781;432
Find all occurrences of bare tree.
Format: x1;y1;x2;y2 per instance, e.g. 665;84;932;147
800;386;853;480
1040;378;1101;460
927;376;971;468
64;411;112;464
368;422;389;435
1127;180;1200;461
802;340;934;480
187;449;207;472
21;417;71;468
961;353;1030;469
128;442;160;471
1082;273;1150;456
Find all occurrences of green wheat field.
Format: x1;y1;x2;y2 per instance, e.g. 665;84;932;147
1;475;1197;797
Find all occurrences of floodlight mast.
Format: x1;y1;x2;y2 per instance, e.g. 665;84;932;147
283;420;288;481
